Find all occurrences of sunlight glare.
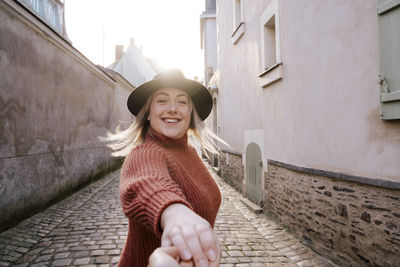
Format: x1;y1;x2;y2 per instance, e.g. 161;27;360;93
65;0;204;80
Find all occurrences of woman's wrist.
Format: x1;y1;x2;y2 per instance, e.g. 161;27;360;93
160;203;188;230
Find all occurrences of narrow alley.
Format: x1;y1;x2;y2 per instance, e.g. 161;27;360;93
1;1;399;267
0;165;336;267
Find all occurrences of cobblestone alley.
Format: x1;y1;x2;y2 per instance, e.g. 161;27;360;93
0;165;337;267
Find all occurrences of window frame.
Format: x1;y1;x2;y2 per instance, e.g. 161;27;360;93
231;0;245;44
258;0;283;88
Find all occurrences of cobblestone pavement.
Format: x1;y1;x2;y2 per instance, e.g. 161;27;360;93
0;166;337;266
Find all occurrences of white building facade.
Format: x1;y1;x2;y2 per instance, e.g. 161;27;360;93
209;0;400;266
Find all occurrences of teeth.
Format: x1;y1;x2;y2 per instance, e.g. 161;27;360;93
165;119;178;123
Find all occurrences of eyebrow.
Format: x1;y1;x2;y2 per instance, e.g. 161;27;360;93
154;92;189;98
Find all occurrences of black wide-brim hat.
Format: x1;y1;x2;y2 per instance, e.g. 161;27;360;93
127;68;212;121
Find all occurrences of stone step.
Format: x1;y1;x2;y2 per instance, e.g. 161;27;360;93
240;197;263;214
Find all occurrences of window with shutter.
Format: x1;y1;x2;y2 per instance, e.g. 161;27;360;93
377;0;400;120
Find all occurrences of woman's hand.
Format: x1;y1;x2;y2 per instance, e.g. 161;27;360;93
161;204;220;267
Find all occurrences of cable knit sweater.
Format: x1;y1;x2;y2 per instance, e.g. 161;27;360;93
118;127;221;267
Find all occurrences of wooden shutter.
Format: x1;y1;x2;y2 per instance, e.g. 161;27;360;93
378;0;400;120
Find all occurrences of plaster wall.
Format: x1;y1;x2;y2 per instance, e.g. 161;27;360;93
216;0;268;152
216;0;400;182
203;18;218;78
0;1;122;231
111;82;134;130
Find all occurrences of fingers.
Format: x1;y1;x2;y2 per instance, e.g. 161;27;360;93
197;224;221;267
161;234;172;247
211;238;221;267
161;247;180;259
169;227;193;261
160;205;220;266
181;226;208;267
196;224;219;262
163;224;220;267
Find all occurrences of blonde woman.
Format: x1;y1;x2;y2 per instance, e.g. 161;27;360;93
104;69;224;267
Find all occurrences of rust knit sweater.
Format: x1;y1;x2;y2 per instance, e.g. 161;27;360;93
118;127;221;267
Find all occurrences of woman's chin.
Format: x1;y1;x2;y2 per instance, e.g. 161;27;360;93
161;130;182;139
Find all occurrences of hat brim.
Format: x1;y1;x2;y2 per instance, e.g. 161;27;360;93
127;78;212;121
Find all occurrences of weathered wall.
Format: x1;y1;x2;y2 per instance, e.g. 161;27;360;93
0;1;124;231
109;76;135;131
219;151;244;193
264;162;400;267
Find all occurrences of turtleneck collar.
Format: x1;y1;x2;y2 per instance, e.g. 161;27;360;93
146;127;188;147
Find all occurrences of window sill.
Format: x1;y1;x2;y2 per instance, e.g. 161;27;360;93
258;63;283;88
231;22;245;44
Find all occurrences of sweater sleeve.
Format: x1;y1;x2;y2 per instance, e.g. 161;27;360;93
120;145;192;237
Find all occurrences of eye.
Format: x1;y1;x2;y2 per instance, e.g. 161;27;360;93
157;98;167;104
177;97;189;105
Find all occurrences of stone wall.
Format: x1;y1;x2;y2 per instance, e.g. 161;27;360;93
264;162;400;267
219;151;244;193
0;1;124;231
218;148;399;266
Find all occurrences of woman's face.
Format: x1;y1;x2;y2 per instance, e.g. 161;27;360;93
148;88;192;139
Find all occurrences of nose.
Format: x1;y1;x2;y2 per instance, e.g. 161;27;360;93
167;101;177;112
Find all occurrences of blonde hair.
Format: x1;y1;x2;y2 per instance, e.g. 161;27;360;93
101;93;226;157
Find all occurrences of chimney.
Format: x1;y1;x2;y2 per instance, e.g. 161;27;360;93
115;45;123;62
130;38;135;46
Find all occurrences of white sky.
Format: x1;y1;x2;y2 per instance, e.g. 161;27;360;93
64;0;205;80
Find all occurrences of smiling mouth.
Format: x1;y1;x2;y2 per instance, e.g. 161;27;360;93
163;118;180;124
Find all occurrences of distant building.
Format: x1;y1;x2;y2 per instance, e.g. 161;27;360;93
208;0;400;266
108;38;157;87
200;0;217;86
200;0;219;167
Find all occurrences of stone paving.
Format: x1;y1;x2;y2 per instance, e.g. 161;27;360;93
0;165;337;266
213;168;337;267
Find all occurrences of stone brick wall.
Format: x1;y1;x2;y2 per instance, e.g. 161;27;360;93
264;162;400;267
219;151;244;193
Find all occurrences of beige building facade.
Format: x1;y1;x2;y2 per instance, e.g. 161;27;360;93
208;0;400;266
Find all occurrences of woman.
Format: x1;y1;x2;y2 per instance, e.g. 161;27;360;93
104;69;224;267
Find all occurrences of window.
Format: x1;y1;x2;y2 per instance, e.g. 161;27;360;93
378;0;400;120
258;0;282;88
18;0;66;37
234;0;242;29
231;0;245;44
263;15;277;69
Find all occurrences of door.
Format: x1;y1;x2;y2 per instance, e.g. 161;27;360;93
245;143;263;205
